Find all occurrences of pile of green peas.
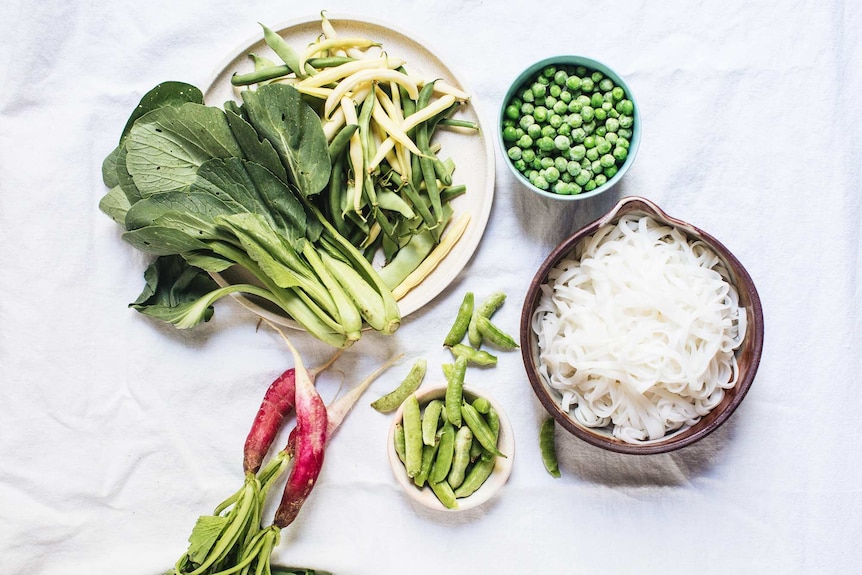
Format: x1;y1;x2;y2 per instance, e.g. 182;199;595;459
502;63;635;195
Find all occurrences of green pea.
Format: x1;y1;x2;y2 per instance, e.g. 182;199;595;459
531;82;547;99
612;86;625;101
585;147;599;161
599;77;614;92
619;114;634;129
554;156;568;173
549;84;561;98
595;173;608;186
567;160;581;176
596;138;612;155
520;101;535;116
590;92;604;108
594;108;607;122
569;144;586;161
537;136;555;152
542;65;557;78
584;135;596;149
565;75;581;91
568;182;583;195
580;77;594;92
559;90;572;103
591;159;603;174
581;106;594;122
605;117;620;133
549;114;563;129
521;88;534;103
541;125;556;138
613;146;628;162
518;115;535;130
557;122;571;136
584;179;597;191
533;106;548;123
527;123;542;139
544;166;560;184
502;126;518;142
507;147;522;161
574;169;591;186
605;132;619;145
505;104;520;120
616;99;634;115
513;158;527;172
553;69;569;86
517;134;533;149
522;148;536;163
600;154;615;169
570;127;586;143
590;71;604;83
568;99;583;113
552;100;568;115
567;113;583;128
554;135;571;151
553;180;567;195
604;165;619;178
540;156;555;169
472;397;491;414
544;94;557;108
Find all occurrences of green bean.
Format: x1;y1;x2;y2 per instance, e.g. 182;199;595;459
328;123;358;161
422;399;443;446
413;439;440;488
402;394;423;478
471;396;491;414
443;291;474;347
468;291;507;347
438;118;479;130
260;23;314;78
307;56;356;68
440;184;467;203
453;457;495;498
449;343;498;367
393;422;407;465
540;416;561;478
429;421;455;484
371;359;427;413
231;64;292;86
476;315;519;350
432;154;453;186
429;480;458;509
445;355;467;427
461;402;505;458
447;425;473;489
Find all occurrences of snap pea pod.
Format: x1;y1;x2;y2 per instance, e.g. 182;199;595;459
231;64;293;86
453;456;495;499
371;359;427;413
260;23;315;78
540;416;561;478
443;291;474;347
476;315;519;350
468;291;507;348
445;355;467;427
469;436;483;461
393;422;407;465
461;402;505;458
447;425;473;489
429;480;458;510
422;399;443;446
472;396;491;414
449;343;497;367
480;407;500;462
414;439;440;488
428;421;455;484
402;394;423;478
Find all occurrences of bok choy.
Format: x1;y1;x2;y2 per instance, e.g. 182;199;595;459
100;81;400;347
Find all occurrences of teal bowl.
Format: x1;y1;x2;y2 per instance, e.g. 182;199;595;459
498;55;641;201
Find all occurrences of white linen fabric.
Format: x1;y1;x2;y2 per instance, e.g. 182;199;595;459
1;1;860;573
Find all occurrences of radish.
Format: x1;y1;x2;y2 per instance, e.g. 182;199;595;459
243;350;343;474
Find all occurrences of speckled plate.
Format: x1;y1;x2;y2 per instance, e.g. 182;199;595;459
203;15;495;328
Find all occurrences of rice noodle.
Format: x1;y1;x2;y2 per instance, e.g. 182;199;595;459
531;215;746;443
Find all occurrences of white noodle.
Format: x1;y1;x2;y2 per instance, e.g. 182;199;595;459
532;215;746;443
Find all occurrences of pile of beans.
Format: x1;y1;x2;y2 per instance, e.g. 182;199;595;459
502;64;635;196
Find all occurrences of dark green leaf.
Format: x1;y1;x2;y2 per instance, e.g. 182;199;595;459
98;185;131;225
120;81;204;143
129;255;221;328
225;107;288;182
125;103;242;196
102;145;120;188
241;84;330;197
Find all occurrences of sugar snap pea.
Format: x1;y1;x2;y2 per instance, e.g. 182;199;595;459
393;422;407;465
445;355;467;427
402;394;423;478
461;402;505;458
453;456;495;499
449;343;497;367
422;399;443;446
468;291;507;348
443;291;474;347
429;421;455;484
371;359;427;413
476;315;519;350
414;439;440;488
540;416;561;478
447;425;473;489
429;480;458;510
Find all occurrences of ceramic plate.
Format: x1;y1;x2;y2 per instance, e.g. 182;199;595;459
203;15;495;328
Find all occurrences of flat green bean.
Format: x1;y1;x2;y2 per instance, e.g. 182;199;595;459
447;425;473;489
371;359;427;413
445;355;467;427
540;416;561;478
402;394;423;478
443;291;474;347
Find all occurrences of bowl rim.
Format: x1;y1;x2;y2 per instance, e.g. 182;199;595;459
385;383;515;511
519;195;765;454
498;54;641;201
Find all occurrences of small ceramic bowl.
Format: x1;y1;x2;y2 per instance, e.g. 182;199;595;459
386;384;515;511
520;196;764;454
499;55;641;201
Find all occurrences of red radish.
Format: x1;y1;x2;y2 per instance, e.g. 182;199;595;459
268;325;329;529
243;349;343;474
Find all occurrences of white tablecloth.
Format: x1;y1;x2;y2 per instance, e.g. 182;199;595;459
2;1;860;573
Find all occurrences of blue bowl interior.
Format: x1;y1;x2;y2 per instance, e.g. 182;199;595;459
499;55;641;201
